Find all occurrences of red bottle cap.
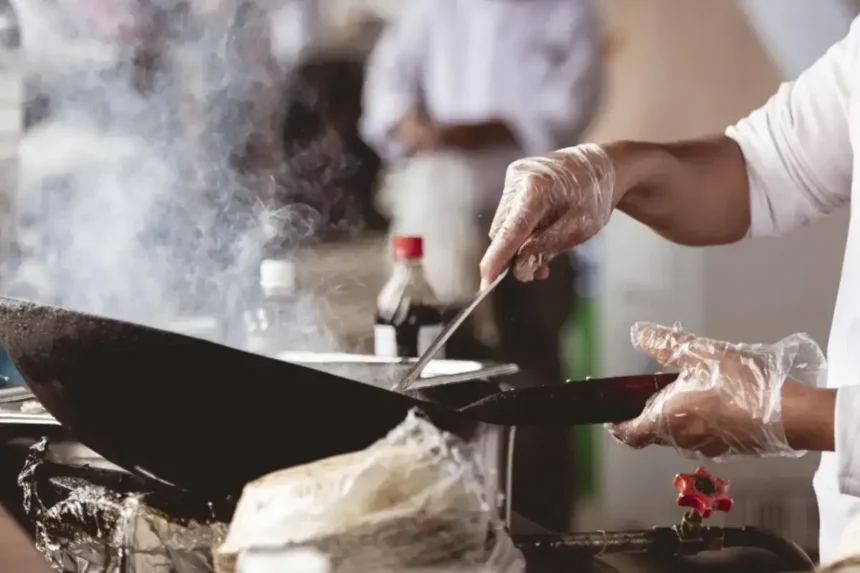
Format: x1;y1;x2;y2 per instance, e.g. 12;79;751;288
392;236;423;260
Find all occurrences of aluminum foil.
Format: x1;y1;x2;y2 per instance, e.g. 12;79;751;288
19;439;230;573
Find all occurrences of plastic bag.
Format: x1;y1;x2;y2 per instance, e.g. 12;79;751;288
216;411;525;573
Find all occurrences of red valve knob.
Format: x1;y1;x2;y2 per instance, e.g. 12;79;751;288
673;467;732;519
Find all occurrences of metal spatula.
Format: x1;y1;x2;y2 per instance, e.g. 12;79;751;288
392;266;510;392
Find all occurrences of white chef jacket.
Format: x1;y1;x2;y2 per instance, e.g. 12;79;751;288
360;0;603;211
726;15;860;563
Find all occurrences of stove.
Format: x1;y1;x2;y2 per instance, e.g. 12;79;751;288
0;385;820;573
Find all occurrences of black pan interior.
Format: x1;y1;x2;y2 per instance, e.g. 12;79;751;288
0;296;482;498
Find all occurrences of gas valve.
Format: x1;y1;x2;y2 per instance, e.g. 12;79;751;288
673;467;732;539
674;466;732;518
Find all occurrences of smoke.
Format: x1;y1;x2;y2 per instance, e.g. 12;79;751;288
3;0;354;351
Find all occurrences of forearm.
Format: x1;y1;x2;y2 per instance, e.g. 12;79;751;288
607;136;751;246
438;120;517;151
782;380;836;452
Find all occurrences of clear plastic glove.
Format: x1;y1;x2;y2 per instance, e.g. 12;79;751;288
607;322;826;460
480;144;615;288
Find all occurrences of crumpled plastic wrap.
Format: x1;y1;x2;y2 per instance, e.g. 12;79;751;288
216;411;525;573
19;439;230;573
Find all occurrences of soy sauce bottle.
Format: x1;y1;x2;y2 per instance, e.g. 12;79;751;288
374;236;445;358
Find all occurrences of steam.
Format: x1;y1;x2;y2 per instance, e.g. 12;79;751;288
4;0;352;351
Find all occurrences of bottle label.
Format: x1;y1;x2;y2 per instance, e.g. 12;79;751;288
418;324;445;358
373;324;445;359
374;324;397;358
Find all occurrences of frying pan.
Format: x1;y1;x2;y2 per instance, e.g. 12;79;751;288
0;295;488;497
0;295;677;498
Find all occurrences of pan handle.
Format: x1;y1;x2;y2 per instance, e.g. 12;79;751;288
559;372;679;424
458;372;680;426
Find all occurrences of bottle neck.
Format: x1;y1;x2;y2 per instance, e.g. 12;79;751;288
389;257;429;289
392;257;423;271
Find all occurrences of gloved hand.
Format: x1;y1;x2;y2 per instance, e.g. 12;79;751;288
480;144;615;288
607;323;826;460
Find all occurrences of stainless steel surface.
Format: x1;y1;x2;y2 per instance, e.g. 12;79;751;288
0;413;58;425
409;364;518;388
46;441;125;470
463;422;514;528
0;386;57;425
393;266;511;392
0;385;31;404
277;352;519;389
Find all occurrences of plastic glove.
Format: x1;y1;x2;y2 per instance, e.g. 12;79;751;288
480;144;615;288
607;322;826;460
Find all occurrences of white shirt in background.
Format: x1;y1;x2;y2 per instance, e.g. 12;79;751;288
360;0;603;210
360;0;602;304
726;15;860;563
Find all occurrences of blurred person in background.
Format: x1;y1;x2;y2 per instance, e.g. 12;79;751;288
277;53;388;244
480;15;860;564
268;0;322;70
178;0;285;189
272;4;391;246
361;0;603;531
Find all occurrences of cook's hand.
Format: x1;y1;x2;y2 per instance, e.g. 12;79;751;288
607;323;826;460
395;113;440;155
479;144;615;288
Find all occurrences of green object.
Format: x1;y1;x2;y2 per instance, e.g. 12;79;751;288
565;241;601;499
565;297;599;498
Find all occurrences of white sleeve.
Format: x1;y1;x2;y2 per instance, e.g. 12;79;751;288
502;0;603;155
359;2;432;161
837;385;860;496
725;17;859;238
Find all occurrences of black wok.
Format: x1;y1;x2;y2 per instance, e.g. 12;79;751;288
0;296;494;497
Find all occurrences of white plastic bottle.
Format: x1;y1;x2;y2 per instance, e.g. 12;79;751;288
374;236;445;358
244;258;298;356
236;547;330;573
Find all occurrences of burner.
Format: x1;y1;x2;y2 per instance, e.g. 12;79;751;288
19;440;233;573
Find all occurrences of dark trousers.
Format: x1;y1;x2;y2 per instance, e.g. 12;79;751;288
448;255;577;532
497;256;576;532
